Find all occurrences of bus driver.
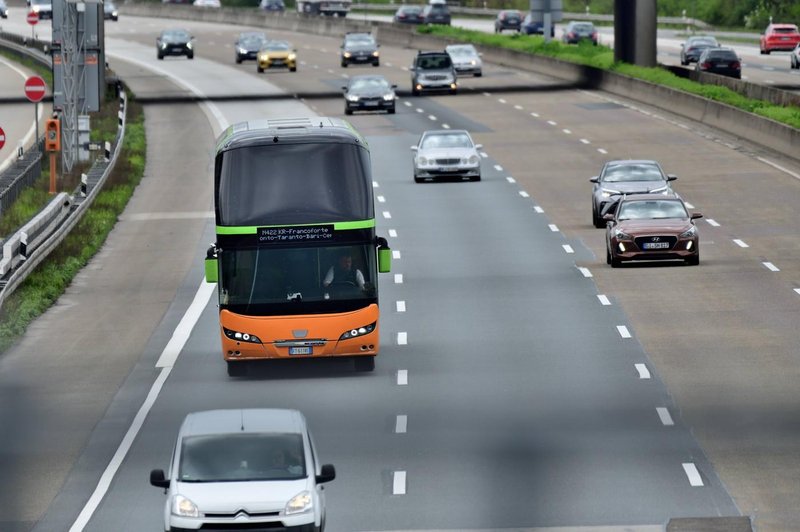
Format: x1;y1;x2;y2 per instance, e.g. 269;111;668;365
323;252;365;291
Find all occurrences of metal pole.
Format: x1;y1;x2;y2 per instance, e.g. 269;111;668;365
34;101;39;146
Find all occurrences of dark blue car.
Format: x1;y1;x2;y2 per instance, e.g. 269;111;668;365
522;13;555;37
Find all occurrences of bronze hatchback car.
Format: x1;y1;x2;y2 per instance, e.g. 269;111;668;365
604;194;702;267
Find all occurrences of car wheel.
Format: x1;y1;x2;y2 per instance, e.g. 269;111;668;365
341;61;348;68
687;254;700;266
412;88;420;96
257;65;264;73
449;89;457;95
680;58;687;65
354;356;375;372
593;209;605;228
226;361;248;377
290;66;297;72
474;71;482;77
373;61;379;67
388;106;395;114
471;174;481;182
187;53;194;59
345;108;353;115
610;255;621;268
236;56;242;64
606;246;612;265
414;175;423;183
765;49;770;55
157;53;163;60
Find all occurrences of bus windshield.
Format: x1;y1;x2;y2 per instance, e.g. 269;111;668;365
219;244;377;314
217;142;373;226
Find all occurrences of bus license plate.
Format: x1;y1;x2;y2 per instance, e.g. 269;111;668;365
643;242;670;250
289;347;312;355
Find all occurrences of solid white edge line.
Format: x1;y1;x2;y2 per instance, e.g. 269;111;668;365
617;325;632;338
656;407;675;426
396;301;406;312
597;294;611;306
394;274;403;284
763;262;779;272
156;281;216;368
397;370;408;385
634;363;651;379
395;415;408;434
69;367;173;532
733;239;749;248
393;471;407;494
682;463;704;487
578;267;593;278
397;332;408;345
562;244;574;254
757;156;800;181
392;250;401;259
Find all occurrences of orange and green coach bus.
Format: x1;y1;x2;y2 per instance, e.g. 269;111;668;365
205;118;392;376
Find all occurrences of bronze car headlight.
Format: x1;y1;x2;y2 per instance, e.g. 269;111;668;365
679;226;697;238
614;228;633;240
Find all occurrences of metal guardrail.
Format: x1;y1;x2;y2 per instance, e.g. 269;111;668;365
0;34;128;310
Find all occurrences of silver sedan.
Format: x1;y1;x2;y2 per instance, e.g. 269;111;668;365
411;129;483;183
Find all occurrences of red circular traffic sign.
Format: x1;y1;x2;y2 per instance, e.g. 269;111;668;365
0;126;5;150
26;10;39;25
24;75;46;103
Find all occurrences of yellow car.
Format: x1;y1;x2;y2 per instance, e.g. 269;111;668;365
257;40;297;72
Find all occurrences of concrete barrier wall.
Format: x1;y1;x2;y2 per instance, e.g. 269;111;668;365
120;4;799;161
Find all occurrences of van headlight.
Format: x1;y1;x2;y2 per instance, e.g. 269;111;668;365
172;495;200;518
285;491;312;515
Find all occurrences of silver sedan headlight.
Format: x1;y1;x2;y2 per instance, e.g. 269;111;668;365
416;156;429;167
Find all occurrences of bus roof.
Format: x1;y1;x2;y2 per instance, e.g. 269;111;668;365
215;117;367;154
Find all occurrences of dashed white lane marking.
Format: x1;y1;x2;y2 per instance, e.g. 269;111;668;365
403;101;412;107
340;73;349;79
635;363;651;379
657;407;675;426
394;274;404;284
562;244;574;254
498;98;507;104
388;229;397;238
372;181;379;188
548;224;559;232
757;156;800;181
428;115;437;121
580;138;591;144
482;91;491;96
401;66;409;72
598;148;608;154
327;69;334;74
392;250;401;259
514;105;523;110
397;370;408;385
393;471;407;494
534;206;544;213
547;120;557;126
377;195;386;203
682;463;704;487
519;191;530;198
706;219;720;227
763;262;780;272
794;288;800;296
494;164;503;171
530;112;539;117
480;152;489;158
396;301;406;312
442;124;450;129
397;332;408;345
617;325;632;338
733;239;749;248
578;267;593;278
416;108;424;113
321;48;328;53
562;129;572;134
597;294;611;306
386;62;393;67
395;415;407;433
382;211;392;219
506;177;516;183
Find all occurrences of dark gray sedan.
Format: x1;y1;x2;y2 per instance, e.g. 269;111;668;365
157;28;194;60
343;75;396;115
590;160;677;228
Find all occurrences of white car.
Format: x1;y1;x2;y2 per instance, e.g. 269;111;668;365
411;129;483;183
791;43;800;69
445;43;483;77
150;409;335;532
193;0;221;7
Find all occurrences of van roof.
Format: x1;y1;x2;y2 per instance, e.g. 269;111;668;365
179;409;306;437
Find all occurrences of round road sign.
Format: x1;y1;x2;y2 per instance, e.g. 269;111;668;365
26;10;39;25
0;127;5;150
24;75;46;103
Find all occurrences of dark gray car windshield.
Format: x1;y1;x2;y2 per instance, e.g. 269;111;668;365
417;54;452;70
602;163;664;182
217;142;372;226
179;433;306;482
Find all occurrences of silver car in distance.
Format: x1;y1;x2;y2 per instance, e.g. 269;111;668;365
411;129;483;183
150;409;335;532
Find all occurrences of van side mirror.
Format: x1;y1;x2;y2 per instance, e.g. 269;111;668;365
316;464;336;484
150;469;170;489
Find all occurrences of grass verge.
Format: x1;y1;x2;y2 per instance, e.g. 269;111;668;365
0;92;146;353
418;25;800;129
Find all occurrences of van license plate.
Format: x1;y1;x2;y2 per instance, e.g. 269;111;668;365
289;347;312;355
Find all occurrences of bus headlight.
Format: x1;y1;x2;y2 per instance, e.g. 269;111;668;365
340;322;376;340
223;327;262;344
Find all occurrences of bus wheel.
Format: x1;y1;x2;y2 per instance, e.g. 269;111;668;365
354;356;375;372
227;361;248;377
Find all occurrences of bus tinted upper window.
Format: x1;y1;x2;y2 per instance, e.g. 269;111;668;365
217;142;373;226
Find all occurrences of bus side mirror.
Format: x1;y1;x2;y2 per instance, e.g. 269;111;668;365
376;237;391;273
205;244;218;283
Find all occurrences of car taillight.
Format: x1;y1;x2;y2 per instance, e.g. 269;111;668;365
731;61;740;69
568;32;575;38
592;32;598;38
700;62;711;69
